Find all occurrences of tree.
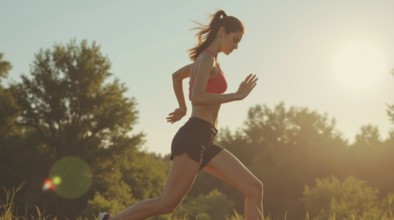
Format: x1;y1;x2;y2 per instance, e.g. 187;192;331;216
0;53;18;137
345;124;394;196
9;39;158;218
171;189;236;220
0;53;11;79
386;85;394;146
231;103;346;218
303;176;387;220
13;40;139;158
388;105;394;125
0;53;23;190
353;125;381;148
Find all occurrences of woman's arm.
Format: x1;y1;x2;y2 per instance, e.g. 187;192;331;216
166;64;192;123
190;55;258;105
172;64;192;109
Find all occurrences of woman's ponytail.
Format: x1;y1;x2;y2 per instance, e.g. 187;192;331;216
188;10;243;61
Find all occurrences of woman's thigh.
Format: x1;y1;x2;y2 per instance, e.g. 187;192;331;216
203;149;262;195
160;153;200;205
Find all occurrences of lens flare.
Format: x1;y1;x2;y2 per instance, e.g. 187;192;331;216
49;156;92;199
52;176;62;185
42;179;56;191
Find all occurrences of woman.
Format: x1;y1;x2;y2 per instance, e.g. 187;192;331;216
99;10;263;220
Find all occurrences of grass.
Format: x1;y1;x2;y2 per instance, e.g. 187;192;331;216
0;184;259;220
1;183;24;220
0;183;63;220
1;185;393;220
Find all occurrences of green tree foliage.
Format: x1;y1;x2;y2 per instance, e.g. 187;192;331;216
171;189;236;220
388;104;394;125
303;176;394;220
386;104;394;147
353;125;381;147
0;53;22;190
387;71;394;143
13;39;138;157
0;53;18;137
5;40;167;218
86;150;169;216
303;176;378;219
0;53;11;79
346;124;394;197
379;194;394;219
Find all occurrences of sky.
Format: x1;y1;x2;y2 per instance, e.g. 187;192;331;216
1;1;393;156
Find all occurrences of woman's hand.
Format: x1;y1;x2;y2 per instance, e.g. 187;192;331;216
166;107;187;123
235;74;258;100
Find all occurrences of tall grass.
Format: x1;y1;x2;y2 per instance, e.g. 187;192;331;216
1;185;393;220
0;184;49;219
0;183;24;220
0;183;57;220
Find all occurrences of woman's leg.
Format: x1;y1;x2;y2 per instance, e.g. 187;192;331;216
203;149;264;220
111;153;200;220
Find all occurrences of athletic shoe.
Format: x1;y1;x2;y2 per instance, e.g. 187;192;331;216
98;212;111;220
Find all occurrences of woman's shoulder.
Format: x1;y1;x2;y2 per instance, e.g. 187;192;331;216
195;52;215;67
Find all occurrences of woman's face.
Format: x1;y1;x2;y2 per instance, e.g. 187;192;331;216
220;30;243;55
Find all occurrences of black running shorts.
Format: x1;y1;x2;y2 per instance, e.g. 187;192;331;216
171;117;223;169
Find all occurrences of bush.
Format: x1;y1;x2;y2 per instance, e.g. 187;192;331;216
303;176;394;220
172;189;235;220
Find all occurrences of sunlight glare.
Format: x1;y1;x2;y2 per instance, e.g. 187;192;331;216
333;39;387;90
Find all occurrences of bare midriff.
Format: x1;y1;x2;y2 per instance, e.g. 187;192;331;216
191;104;221;128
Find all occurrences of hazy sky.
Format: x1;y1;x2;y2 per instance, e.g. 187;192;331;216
1;1;393;155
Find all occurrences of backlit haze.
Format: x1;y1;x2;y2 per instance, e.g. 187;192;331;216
1;1;393;155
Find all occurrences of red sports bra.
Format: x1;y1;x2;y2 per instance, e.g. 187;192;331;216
189;49;228;100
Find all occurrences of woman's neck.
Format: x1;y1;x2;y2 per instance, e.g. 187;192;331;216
206;45;220;57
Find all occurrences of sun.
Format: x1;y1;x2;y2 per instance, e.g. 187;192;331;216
333;39;387;90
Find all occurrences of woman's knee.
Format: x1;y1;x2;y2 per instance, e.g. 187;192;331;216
157;197;181;214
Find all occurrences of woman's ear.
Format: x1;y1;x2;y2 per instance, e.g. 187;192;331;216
217;27;226;38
